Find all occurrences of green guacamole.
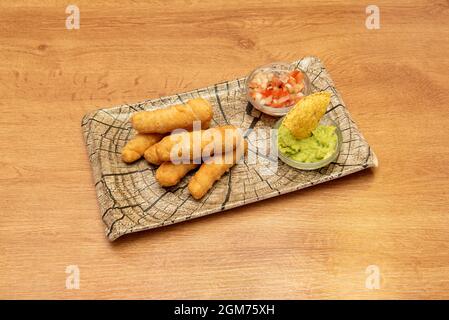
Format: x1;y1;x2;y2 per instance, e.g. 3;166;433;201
278;124;337;163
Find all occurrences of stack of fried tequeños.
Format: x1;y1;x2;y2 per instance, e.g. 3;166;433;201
121;98;246;199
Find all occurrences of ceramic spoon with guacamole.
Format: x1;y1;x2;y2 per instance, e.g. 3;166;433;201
276;91;342;170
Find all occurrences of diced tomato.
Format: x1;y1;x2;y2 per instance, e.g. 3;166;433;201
272;88;288;99
281;90;289;97
294;71;304;83
288;70;304;84
287;77;296;86
261;88;273;97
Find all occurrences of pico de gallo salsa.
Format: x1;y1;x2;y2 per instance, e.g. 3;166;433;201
248;69;307;109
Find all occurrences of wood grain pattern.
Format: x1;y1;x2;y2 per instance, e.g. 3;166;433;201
1;0;449;299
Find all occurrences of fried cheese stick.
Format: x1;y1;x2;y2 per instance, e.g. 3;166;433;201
155;162;199;187
144;125;242;165
188;140;247;200
131;98;213;134
121;133;164;163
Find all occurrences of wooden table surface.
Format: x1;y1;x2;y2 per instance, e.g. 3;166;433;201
1;0;449;299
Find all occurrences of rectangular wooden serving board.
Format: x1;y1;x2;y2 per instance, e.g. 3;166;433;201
82;56;378;241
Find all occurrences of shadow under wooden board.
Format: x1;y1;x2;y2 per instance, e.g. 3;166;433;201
82;56;378;241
